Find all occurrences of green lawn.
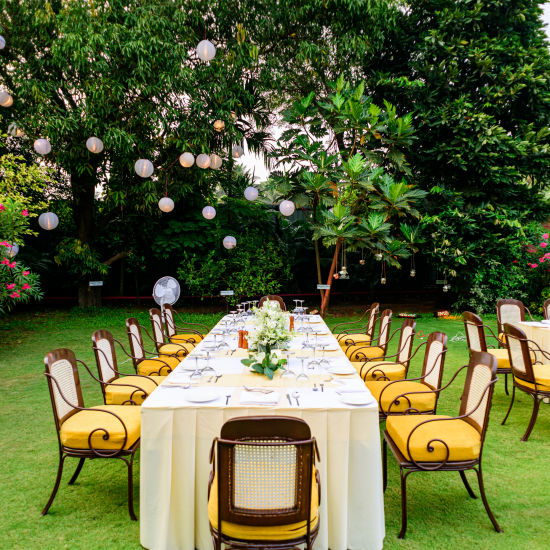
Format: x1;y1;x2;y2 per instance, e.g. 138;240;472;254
0;306;549;549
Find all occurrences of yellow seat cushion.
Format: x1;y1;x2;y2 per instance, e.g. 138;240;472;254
346;345;385;361
60;405;141;450
159;343;192;357
208;471;319;541
338;333;371;347
386;415;481;462
105;375;165;405
487;348;510;369
353;360;407;381
137;356;180;376
498;333;507;345
170;333;203;344
514;364;550;392
366;380;436;413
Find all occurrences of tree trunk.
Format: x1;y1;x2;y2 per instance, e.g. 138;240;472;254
314;239;324;302
320;238;342;317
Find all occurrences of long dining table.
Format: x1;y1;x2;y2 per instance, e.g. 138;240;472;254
140;313;385;550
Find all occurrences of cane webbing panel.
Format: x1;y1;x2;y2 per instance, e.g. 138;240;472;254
379;316;391;348
51;359;78;421
164;308;176;337
233;442;297;512
499;303;522;325
507;336;528;376
96;337;116;382
367;307;378;338
465;322;482;352
423;340;444;389
544;302;550;321
398;326;414;363
465;363;492;431
151;312;164;346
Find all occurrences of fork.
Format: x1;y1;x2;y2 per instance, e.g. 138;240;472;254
243;386;274;394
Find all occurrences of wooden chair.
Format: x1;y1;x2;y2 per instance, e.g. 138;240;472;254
344;308;393;361
258;294;286;310
366;332;448;420
383;351;501;538
162;303;207;344
208;416;320;550
125;317;179;376
42;348;140;520
149;308;193;358
91;330;163;405
543;298;550;320
501;323;550;441
463;311;511;394
333;302;380;347
496;299;532;344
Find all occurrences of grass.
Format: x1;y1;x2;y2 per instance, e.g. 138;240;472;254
0;306;549;549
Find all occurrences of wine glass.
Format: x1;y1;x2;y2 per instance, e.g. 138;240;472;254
281;351;296;378
295;356;309;381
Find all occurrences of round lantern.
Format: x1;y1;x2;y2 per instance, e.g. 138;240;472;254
410;269;416;277
135;158;154;178
196;153;211;169
375;252;383;261
210;154;222;170
213;119;225;132
38;212;59;230
232;145;244;158
34;138;51;156
158;197;175;213
6;243;19;258
223;236;237;250
86;136;104;154
0;91;13;107
8;122;23;137
381;277;387;285
179;152;194;168
279;200;295;217
0;36;5;49
202;206;216;220
244;186;258;201
196;39;216;62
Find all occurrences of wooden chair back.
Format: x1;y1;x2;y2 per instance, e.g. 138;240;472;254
395;318;416;367
92;330;119;385
258;295;286;311
163;304;177;338
544;299;550;321
126;318;146;368
496;299;525;336
503;323;536;386
377;309;393;354
149;308;166;351
462;311;488;353
365;302;379;339
421;332;448;390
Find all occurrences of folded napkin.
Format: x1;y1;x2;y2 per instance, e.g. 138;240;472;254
239;389;280;406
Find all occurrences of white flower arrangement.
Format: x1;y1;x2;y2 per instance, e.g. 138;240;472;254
247;299;293;351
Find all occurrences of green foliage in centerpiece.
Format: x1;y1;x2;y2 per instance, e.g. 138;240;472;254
242;345;287;380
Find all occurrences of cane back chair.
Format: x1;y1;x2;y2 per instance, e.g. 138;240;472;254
383;350;501;538
463;311;511;394
334;302;380;347
543;299;550;321
149;308;193;358
366;332;448;419
42;348;140;520
258;294;287;311
496;299;532;343
162;303;207;344
501;323;550;441
344;308;393;362
208;416;320;550
92;330;163;405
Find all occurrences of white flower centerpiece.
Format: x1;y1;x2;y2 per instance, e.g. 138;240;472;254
241;299;293;379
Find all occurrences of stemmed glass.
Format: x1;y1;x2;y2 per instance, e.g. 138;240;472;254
281;351;296;378
295;356;309;381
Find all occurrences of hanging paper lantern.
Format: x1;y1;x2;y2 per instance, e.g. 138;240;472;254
0;36;5;49
202;206;216;220
0;91;13;107
380;277;387;285
135;158;154;178
232;145;244;158
223;236;237;250
38;212;59;230
410;269;416;277
196;153;211;169
8;122;23;137
359;259;365;265
34;138;52;156
244;186;258;201
158;197;175;213
6;243;19;258
86;136;104;154
210;153;222;170
179;152;194;168
279;200;295;217
375;252;383;261
196;39;216;62
213;119;225;132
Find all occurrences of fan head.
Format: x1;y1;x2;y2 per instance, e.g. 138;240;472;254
152;276;181;306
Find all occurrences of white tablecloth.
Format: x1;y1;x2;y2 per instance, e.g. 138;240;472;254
140;315;385;550
517;321;550;362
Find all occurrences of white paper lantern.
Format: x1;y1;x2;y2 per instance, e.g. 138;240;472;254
202;205;216;220
410;269;416;277
38;212;59;230
196;39;216;62
381;277;387;285
0;36;5;49
279;199;295;217
375;252;383;261
213;119;225;132
158;197;175;212
135;158;154;178
86;136;104;154
210;153;222;170
6;243;19;258
8;122;23;137
196;153;211;169
0;91;13;107
179;152;194;168
232;145;244;158
244;186;258;201
34;138;52;156
223;235;237;250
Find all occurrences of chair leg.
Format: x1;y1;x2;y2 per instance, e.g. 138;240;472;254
504;372;509;396
124;454;137;521
501;384;515;425
459;470;477;499
398;469;411;539
522;394;540;442
68;457;85;486
475;466;502;533
382;437;388;493
42;453;66;516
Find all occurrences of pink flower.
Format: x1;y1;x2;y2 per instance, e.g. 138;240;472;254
541;242;548;248
10;292;20;299
1;258;9;265
8;261;15;269
21;283;31;290
0;204;4;211
530;263;538;268
540;258;545;263
512;260;518;263
23;270;30;276
0;241;7;246
21;209;28;217
543;233;549;240
6;283;15;290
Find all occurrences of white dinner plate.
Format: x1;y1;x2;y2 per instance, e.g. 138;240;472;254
338;392;373;406
184;389;220;403
328;364;356;375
